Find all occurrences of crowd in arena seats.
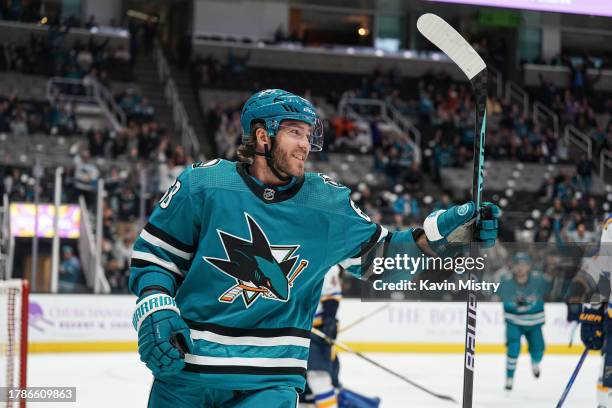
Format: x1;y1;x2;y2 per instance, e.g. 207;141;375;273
0;3;124;31
529;50;611;72
0;59;185;293
2;26;610;294
0;95;80;136
536;74;612;159
0;28;132;81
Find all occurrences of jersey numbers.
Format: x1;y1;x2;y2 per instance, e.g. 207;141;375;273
159;180;181;209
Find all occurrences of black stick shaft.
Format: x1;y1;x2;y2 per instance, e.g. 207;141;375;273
462;70;488;408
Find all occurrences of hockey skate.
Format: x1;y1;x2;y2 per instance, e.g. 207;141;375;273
532;362;540;379
505;376;514;391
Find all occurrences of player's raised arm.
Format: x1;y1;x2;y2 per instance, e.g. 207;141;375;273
328;189;500;279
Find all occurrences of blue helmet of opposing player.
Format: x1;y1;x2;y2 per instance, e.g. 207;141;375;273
240;89;323;152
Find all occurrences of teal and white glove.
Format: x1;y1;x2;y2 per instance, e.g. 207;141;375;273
424;201;501;256
132;291;194;377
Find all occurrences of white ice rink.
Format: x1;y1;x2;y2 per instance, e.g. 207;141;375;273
27;351;601;407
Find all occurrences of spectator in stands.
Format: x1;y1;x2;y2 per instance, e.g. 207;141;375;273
215;110;241;159
109;130;129;158
576;153;593;193
404;161;422;192
384;145;402;188
51;101;77;135
88;130;107;157
73;149;100;206
534;216;553;242
546;198;565;220
557;220;596;244
59;245;82;293
158;154;185;196
118;183;139;221
107;227;135;292
10;105;28;136
0;100;10;132
538;175;557;203
434;193;453;211
3;167;28;201
274;25;287;43
85;15;98;30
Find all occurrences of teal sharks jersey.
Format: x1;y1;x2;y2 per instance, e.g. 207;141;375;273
129;159;411;391
499;271;552;327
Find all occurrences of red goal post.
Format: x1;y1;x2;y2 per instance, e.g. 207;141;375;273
0;279;29;408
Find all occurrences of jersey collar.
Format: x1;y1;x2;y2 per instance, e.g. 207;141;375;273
237;162;304;204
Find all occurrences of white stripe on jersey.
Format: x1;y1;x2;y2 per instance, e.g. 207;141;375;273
190;330;311;348
131;251;185;276
184;355;307;369
504;311;545;326
338;226;387;269
339;257;360;269
139;229;193;260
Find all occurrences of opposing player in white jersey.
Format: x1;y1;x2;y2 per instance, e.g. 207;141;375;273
566;217;612;407
301;265;343;408
301;266;379;408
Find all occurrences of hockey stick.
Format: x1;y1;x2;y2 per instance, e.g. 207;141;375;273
555;347;589;408
417;14;488;408
568;321;578;347
338;303;390;334
311;327;458;403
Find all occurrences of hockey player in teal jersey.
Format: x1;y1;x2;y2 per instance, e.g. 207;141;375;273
129;89;501;407
498;252;552;391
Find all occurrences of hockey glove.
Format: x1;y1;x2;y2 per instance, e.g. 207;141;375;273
423;201;501;258
579;304;604;350
132;291;194;377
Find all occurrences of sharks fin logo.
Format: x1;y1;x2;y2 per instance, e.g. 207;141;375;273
204;213;308;307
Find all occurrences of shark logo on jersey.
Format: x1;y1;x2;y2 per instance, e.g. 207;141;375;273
204;213;309;308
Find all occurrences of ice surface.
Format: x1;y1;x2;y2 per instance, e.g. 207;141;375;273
28;352;600;407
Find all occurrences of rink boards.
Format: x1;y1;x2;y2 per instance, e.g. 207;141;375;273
26;295;584;354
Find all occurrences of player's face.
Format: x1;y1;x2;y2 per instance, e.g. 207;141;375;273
513;262;530;283
273;121;312;177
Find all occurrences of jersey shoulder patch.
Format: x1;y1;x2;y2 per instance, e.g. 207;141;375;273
317;173;348;189
192;158;222;169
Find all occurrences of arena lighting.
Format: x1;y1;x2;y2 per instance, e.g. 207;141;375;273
126;9;159;22
427;0;612;18
357;27;369;36
39;16;48;24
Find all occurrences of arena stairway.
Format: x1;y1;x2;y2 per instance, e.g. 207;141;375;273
133;54;175;131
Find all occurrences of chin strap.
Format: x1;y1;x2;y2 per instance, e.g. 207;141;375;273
253;139;292;182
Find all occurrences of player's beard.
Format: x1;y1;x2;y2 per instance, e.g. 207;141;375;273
271;143;307;178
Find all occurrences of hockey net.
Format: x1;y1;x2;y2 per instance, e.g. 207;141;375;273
0;280;29;408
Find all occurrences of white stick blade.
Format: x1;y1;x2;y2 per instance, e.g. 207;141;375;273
417;13;486;80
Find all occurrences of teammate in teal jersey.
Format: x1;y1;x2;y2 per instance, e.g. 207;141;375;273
498;252;552;391
129;89;501;407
